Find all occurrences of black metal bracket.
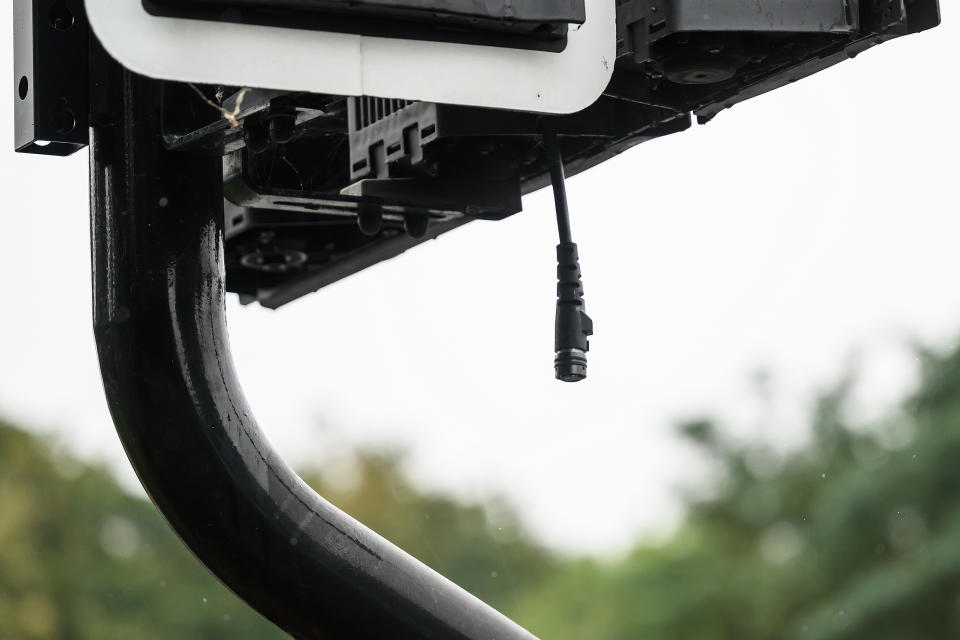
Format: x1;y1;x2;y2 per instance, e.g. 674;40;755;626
13;0;89;156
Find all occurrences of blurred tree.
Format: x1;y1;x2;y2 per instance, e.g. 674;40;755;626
300;452;556;612
0;422;286;639
515;348;960;640
5;343;960;638
0;424;552;638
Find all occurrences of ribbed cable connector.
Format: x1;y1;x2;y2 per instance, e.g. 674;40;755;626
555;241;593;382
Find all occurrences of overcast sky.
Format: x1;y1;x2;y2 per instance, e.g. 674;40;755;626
2;7;958;554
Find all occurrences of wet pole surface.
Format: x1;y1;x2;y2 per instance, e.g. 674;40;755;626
89;51;539;640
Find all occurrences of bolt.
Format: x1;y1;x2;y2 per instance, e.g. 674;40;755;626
357;207;383;236
268;113;296;144
243;120;269;154
403;214;429;239
49;1;74;30
52;97;76;134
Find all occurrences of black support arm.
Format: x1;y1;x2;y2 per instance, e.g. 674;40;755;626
89;55;537;640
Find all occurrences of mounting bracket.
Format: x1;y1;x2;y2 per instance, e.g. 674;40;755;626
13;0;89;155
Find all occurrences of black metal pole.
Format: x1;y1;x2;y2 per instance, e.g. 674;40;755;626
89;53;538;640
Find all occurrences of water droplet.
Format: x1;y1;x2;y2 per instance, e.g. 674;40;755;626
758;521;804;565
99;516;141;559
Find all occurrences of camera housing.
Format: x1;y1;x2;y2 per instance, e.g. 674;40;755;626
13;0;942;307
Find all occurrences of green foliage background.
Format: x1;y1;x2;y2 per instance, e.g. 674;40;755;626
3;344;960;638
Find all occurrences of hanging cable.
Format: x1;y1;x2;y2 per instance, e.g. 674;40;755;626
545;127;573;245
542;123;593;382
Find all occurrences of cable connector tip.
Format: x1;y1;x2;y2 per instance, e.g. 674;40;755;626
554;242;593;383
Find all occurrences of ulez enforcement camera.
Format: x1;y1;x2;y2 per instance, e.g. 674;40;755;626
11;0;941;637
15;0;940;380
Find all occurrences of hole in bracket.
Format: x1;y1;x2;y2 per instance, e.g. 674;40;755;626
49;1;75;30
52;97;77;133
18;76;28;100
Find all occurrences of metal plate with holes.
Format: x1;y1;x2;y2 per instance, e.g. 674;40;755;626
84;0;615;114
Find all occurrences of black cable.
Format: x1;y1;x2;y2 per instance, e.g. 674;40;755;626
542;122;593;382
542;125;573;245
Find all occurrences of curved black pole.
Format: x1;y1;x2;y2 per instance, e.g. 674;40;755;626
89;57;538;640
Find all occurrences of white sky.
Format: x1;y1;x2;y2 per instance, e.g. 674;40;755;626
2;7;958;554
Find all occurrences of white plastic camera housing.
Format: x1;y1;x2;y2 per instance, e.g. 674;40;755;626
85;0;616;114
